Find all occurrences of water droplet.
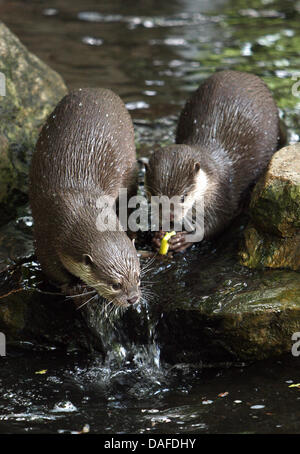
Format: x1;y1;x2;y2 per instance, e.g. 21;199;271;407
52;401;77;413
42;8;58;16
82;36;103;46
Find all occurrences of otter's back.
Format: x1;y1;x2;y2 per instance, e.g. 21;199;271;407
176;70;280;175
30;88;136;197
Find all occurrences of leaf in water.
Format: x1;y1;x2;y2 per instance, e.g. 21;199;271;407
218;392;229;397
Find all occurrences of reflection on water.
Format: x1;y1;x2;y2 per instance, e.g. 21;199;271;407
0;0;300;435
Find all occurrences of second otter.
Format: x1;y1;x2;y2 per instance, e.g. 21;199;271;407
145;70;281;252
29;88;141;307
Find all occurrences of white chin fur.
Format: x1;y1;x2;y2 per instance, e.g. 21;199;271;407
196;168;208;198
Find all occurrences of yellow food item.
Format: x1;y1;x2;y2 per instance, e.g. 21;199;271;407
158;231;176;255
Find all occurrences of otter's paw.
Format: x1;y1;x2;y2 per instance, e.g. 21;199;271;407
168;232;194;252
152;231;165;251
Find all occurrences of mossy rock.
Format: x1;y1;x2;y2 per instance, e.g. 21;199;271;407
249;144;300;237
80;267;300;363
1;253;300;363
241;144;300;271
241;224;300;270
0;21;67;223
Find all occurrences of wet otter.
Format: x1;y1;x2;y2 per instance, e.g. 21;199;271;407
145;70;281;251
29;88;141;307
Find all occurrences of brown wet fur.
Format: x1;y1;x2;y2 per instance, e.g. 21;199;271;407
29;88;140;307
146;70;281;252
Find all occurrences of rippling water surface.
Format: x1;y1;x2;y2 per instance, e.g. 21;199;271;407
0;0;300;435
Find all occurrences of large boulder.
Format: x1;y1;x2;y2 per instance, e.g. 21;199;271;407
0;22;67;223
240;144;300;271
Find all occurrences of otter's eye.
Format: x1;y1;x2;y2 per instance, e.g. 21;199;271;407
83;254;93;266
180;195;185;203
112;283;122;291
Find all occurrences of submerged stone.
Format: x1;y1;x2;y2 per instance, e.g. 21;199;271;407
241;144;300;270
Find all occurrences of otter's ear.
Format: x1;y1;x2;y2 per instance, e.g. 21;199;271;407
194;162;201;174
138;157;149;172
82;254;93;266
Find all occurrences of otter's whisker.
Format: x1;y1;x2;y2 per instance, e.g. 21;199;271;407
142;254;158;271
76;293;98;310
66;289;97;300
108;301;118;318
140;280;156;286
101;298;116;319
35;289;64;296
142;291;156;300
141;266;156;277
141;293;155;304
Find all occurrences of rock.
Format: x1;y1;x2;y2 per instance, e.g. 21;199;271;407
240;144;300;271
77;217;300;363
241;225;300;270
0;21;68;223
1;219;300;363
0;260;100;352
81;265;300;363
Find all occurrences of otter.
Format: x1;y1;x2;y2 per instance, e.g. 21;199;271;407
145;70;281;252
29;88;141;307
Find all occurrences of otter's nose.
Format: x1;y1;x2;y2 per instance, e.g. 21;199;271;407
127;295;139;305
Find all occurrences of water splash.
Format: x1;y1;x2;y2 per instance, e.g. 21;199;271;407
79;299;165;398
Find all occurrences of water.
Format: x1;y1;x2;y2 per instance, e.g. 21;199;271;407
1;348;300;434
1;0;300;435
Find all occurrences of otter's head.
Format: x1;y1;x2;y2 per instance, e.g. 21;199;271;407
59;227;141;308
145;145;207;226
